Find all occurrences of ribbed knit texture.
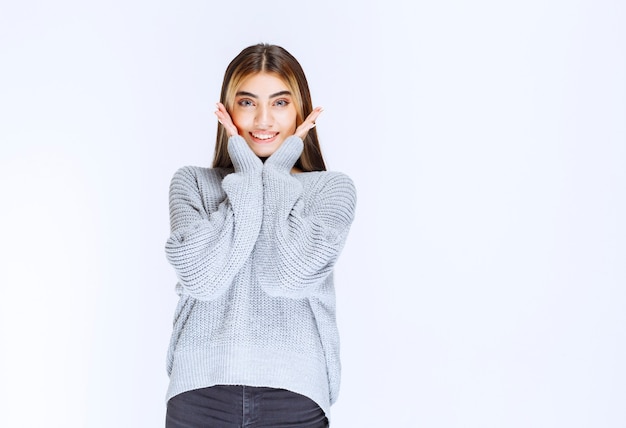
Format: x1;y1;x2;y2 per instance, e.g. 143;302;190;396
164;135;357;419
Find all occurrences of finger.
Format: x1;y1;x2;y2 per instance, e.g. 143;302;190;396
215;102;231;117
295;107;323;139
215;102;228;119
215;103;239;136
214;103;224;121
306;106;323;127
214;110;224;125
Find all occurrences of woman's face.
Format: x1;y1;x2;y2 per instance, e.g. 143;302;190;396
230;72;298;158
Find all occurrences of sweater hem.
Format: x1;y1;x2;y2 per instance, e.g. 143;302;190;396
166;345;332;419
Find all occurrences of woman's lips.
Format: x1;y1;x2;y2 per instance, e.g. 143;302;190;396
250;131;278;144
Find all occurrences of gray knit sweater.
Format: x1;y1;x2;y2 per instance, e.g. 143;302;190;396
164;135;356;418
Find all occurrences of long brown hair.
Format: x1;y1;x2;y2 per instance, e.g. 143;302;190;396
212;44;326;172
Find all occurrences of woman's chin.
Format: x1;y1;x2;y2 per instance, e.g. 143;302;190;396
252;150;274;159
248;144;279;159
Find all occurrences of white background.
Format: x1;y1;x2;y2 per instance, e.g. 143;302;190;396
1;1;624;427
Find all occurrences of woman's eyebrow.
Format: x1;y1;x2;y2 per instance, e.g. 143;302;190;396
269;90;291;98
236;91;257;98
235;90;291;98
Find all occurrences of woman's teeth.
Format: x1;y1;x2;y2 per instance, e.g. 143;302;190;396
251;132;276;140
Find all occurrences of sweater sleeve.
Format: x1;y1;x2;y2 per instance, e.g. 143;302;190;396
164;136;263;300
258;136;357;298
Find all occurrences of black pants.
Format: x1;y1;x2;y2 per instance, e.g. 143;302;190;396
166;385;329;428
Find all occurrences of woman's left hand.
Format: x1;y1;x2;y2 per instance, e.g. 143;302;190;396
294;107;323;140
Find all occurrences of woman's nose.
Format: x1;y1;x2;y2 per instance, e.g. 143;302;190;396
254;105;273;128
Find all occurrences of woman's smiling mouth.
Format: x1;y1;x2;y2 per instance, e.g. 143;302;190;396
250;132;278;142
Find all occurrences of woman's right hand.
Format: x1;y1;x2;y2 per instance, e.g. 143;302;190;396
214;102;239;137
218;102;262;173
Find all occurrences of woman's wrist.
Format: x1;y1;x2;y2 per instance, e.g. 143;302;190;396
264;136;303;172
228;136;263;173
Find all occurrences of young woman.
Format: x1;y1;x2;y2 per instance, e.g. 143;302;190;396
164;44;356;427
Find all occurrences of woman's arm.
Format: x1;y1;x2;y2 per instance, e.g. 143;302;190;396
165;136;263;300
257;136;357;298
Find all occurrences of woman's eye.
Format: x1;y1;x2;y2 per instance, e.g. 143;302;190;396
237;99;254;107
274;99;290;107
